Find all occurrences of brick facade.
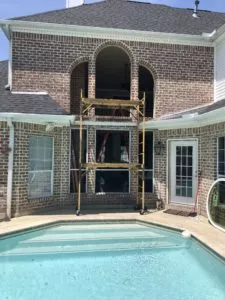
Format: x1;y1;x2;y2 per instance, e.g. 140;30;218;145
11;123;70;217
12;32;214;117
154;123;225;217
0;122;9;219
1;30;217;217
3;120;223;217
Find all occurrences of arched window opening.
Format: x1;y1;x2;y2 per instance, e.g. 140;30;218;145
70;62;88;115
96;46;131;116
139;66;154;118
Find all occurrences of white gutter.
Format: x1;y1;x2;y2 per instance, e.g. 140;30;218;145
74;120;137;127
11;91;48;95
142;106;225;130
6;119;14;220
0;113;75;125
0;113;137;127
0;19;213;47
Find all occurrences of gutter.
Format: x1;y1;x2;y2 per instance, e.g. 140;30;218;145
0;112;75;125
6;119;14;220
0;19;213;47
142;106;225;130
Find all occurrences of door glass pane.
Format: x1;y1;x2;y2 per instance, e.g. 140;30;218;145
176;188;181;196
175;145;193;199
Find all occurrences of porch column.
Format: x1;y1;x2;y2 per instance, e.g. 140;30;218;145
88;58;96;118
131;61;138;100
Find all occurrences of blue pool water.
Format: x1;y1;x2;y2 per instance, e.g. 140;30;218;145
0;222;225;300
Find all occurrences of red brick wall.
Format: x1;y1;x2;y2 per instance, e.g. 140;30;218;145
12;32;214;117
0;122;9;219
154;123;225;217
11;123;70;217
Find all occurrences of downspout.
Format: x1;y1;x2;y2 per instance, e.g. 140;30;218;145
6;119;14;220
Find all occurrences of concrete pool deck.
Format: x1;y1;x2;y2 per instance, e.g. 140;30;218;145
0;210;225;260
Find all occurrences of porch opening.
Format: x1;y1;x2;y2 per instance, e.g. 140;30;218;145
139;131;153;192
96;46;131;116
139;66;154;118
70;62;88;114
95;130;130;192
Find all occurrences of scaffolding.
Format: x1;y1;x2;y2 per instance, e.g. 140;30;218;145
75;91;146;215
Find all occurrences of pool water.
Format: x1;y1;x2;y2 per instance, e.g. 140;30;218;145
0;223;224;300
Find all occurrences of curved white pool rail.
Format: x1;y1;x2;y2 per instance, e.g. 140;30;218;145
206;178;225;233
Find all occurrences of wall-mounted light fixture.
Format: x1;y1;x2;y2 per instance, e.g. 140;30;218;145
154;141;165;155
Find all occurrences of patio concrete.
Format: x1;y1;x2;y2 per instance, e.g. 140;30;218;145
0;209;224;260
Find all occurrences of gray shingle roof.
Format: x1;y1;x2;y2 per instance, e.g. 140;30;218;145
162;99;225;120
0;61;67;115
13;0;225;35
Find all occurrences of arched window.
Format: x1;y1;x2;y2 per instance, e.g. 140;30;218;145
70;62;88;114
96;46;131;116
139;66;154;118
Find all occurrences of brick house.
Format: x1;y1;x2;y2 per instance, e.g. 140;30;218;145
1;0;225;219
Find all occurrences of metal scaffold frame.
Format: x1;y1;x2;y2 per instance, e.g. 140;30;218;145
75;90;146;216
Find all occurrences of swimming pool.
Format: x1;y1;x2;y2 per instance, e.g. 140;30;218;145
0;222;224;300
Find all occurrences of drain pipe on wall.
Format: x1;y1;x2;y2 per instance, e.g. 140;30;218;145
6;119;14;220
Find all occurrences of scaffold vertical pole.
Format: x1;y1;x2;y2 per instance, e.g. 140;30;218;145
76;89;83;216
140;92;146;215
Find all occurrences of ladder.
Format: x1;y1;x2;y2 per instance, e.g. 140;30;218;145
136;93;146;214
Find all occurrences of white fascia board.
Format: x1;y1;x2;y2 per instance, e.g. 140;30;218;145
0;113;75;125
1;24;11;39
74;121;137;127
0;19;213;47
142;107;225;130
11;91;48;95
209;24;225;44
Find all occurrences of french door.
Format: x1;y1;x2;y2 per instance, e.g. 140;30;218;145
170;140;198;205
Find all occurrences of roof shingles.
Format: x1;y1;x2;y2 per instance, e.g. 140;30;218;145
13;0;225;35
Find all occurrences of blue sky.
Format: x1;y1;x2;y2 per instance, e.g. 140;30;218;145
1;0;225;61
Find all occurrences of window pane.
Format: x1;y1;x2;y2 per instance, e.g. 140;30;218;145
218;138;225;177
139;132;153;169
96;170;129;193
96;131;130;163
71;129;87;167
28;136;53;198
138;170;153;193
219;137;225;151
28;171;52;199
70;170;87;193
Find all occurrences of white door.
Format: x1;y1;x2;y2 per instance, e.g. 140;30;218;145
170;140;198;205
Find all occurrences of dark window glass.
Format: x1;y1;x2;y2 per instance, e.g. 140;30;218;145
96;170;129;193
218;137;225;176
70;129;87;193
96;131;129;163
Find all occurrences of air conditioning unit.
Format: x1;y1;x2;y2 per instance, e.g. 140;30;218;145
66;0;84;8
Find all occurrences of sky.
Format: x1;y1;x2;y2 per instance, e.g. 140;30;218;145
1;0;225;61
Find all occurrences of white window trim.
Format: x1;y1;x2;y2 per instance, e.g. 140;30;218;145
28;136;54;199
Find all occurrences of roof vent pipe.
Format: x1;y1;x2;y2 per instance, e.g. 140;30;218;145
66;0;84;8
192;0;200;18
